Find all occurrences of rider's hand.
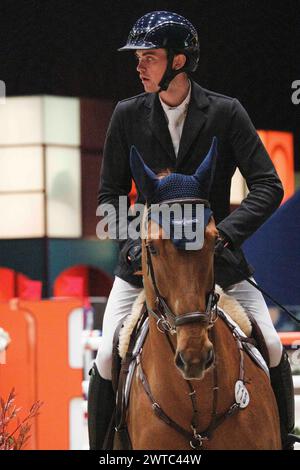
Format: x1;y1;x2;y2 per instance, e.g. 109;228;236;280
122;238;142;274
215;232;230;257
214;231;242;269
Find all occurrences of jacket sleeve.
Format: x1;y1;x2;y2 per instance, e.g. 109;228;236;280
98;102;132;247
217;98;284;247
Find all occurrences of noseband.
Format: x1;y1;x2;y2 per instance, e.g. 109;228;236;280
145;198;219;334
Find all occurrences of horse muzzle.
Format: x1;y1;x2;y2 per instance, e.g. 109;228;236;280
175;346;215;380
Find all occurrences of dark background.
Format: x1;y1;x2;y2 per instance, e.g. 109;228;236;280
1;0;299;168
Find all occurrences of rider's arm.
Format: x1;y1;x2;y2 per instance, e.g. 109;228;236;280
98;102;142;273
217;98;284;248
98;102;132;249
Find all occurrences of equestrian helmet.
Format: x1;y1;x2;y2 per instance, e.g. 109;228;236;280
118;11;200;73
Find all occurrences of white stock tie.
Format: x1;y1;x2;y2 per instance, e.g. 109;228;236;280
167;107;185;157
160;81;191;158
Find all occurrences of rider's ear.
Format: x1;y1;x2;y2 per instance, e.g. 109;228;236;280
172;53;186;70
193;137;218;198
130;146;159;201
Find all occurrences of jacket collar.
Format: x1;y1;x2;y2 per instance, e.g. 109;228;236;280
144;81;209;166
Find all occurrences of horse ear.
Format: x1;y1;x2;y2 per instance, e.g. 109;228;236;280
193;137;218;198
130;146;159;200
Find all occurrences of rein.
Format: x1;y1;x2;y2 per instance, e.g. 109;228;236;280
219;248;300;325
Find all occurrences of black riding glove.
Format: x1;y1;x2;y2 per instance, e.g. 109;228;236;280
215;234;230;257
215;232;241;269
121;238;142;273
214;231;254;288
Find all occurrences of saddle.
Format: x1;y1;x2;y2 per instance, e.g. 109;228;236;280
111;302;270;450
111;303;148;450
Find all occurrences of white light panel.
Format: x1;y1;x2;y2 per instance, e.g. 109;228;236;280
0;146;44;192
46;147;81;237
0;193;45;238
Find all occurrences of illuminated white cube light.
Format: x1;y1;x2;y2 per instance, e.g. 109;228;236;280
43;96;80;146
0;96;81;239
46;147;81;237
0;146;44;192
0;193;45;238
0;97;44;145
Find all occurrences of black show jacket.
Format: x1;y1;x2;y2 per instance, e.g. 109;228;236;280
98;81;283;288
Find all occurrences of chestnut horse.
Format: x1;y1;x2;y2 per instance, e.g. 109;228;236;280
125;142;281;450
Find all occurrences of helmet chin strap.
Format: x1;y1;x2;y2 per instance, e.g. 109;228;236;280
158;49;188;92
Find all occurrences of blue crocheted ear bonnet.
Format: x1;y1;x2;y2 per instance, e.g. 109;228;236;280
130;137;218;249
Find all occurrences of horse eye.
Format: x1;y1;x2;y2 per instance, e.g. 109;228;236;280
148;242;158;255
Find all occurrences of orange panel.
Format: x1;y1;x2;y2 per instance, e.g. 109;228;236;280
278;331;300;346
22;299;83;449
258;130;294;203
0;301;37;449
0;298;83;450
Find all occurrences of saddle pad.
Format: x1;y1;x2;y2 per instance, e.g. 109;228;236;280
123;317;149;411
218;307;269;378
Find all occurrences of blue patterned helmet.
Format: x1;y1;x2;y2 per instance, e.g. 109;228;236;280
118;11;199;73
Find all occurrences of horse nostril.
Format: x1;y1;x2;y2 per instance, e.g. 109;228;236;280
175;352;185;369
205;348;214;369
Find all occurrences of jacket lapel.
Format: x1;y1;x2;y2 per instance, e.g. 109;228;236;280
176;81;209;168
145;93;176;164
144;82;209;167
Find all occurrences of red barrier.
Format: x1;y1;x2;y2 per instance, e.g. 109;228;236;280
0;268;15;300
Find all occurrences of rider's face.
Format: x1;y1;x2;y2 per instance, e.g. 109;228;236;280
135;49;168;93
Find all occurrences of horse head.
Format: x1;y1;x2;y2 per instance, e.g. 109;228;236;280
130;138;219;380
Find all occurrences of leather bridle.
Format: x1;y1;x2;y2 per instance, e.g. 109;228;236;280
131;198;249;449
145;197;219;334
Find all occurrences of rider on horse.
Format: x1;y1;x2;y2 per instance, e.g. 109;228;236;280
88;11;298;449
